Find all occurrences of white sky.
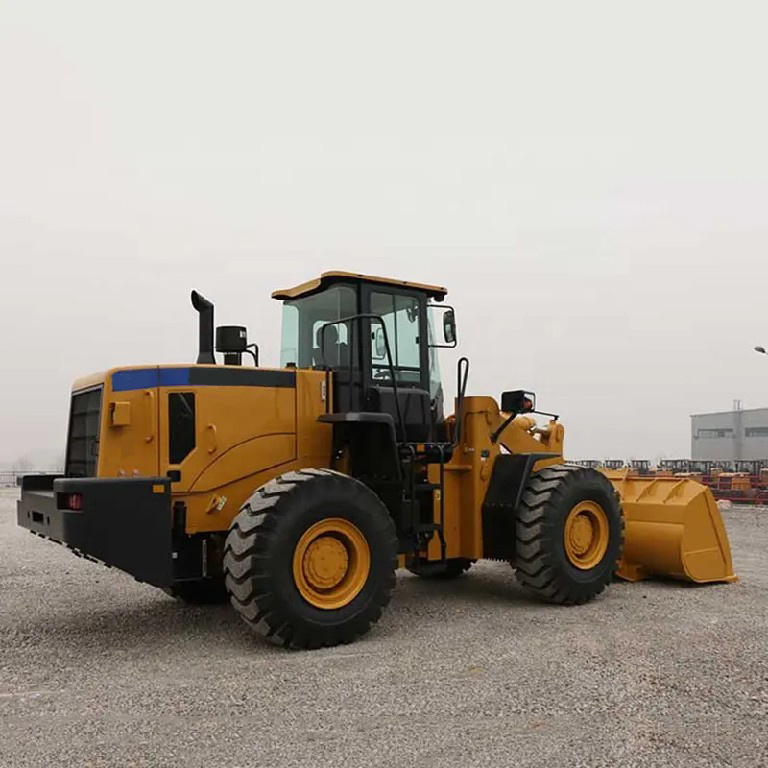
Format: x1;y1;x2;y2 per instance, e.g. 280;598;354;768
1;1;767;466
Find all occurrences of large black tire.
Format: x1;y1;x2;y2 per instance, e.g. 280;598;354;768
224;469;398;650
407;558;475;580
164;578;229;604
514;464;623;605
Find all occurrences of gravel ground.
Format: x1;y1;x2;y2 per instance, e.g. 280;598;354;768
1;487;767;768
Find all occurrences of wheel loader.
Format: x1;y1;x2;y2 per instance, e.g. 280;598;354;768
17;272;736;649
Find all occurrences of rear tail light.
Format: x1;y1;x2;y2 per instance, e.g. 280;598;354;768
66;493;83;511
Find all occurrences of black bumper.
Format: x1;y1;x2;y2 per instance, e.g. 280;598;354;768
16;475;195;588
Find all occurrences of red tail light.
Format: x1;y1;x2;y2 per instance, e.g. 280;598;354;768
67;493;83;511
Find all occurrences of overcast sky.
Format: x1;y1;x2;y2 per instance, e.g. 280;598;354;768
1;1;767;467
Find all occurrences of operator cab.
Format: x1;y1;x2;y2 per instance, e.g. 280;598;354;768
273;271;456;443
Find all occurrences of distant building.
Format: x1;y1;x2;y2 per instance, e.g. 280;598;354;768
691;407;768;461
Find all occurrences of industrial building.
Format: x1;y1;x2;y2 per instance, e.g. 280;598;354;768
691;406;768;462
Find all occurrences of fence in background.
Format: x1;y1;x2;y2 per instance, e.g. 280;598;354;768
573;459;768;504
0;471;59;487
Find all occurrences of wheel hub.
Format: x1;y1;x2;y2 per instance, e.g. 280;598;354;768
568;516;594;556
292;518;371;610
563;500;609;570
302;536;349;590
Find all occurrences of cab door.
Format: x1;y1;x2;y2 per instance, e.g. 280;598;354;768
362;286;433;442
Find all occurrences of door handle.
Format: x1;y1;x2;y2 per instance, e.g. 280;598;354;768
145;390;156;443
206;423;218;454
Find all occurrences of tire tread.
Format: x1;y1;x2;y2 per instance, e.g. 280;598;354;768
514;463;624;605
224;469;397;649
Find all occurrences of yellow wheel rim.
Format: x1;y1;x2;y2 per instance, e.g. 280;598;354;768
563;501;609;570
292;518;370;610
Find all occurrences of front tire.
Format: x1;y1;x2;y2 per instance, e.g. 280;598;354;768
514;464;623;605
224;469;397;649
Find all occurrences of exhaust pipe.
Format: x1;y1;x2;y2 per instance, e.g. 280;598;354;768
191;290;216;364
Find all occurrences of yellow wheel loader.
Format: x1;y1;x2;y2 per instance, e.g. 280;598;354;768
17;272;736;649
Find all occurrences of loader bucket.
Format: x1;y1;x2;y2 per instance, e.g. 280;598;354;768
602;471;737;584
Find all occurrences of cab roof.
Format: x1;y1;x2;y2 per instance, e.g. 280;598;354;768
271;271;448;301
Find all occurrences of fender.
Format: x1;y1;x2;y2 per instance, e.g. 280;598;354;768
481;452;561;560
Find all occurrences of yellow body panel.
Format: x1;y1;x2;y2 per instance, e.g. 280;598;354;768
89;366;333;535
157;373;295;532
97;370;159;478
161;369;331;534
182;434;296;532
604;471;736;584
295;371;333;464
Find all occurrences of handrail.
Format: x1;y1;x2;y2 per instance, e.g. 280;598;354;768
453;357;469;447
144;389;157;444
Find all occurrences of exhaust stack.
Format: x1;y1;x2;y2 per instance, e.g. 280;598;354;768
191;290;216;364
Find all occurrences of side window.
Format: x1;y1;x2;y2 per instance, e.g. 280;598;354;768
169;393;196;464
426;313;443;403
370;292;422;384
280;285;357;369
279;303;299;367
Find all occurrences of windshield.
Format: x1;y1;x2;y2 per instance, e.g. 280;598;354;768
280;285;357;368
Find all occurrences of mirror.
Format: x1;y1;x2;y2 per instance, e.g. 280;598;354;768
501;390;536;414
428;304;458;348
443;310;456;346
373;325;387;360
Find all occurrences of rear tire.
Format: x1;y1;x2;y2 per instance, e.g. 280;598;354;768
408;558;475;580
514;464;623;605
224;469;397;649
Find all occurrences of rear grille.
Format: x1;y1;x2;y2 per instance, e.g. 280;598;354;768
65;387;103;477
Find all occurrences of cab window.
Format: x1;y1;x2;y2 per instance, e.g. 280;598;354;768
280;285;357;369
370;292;422;385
